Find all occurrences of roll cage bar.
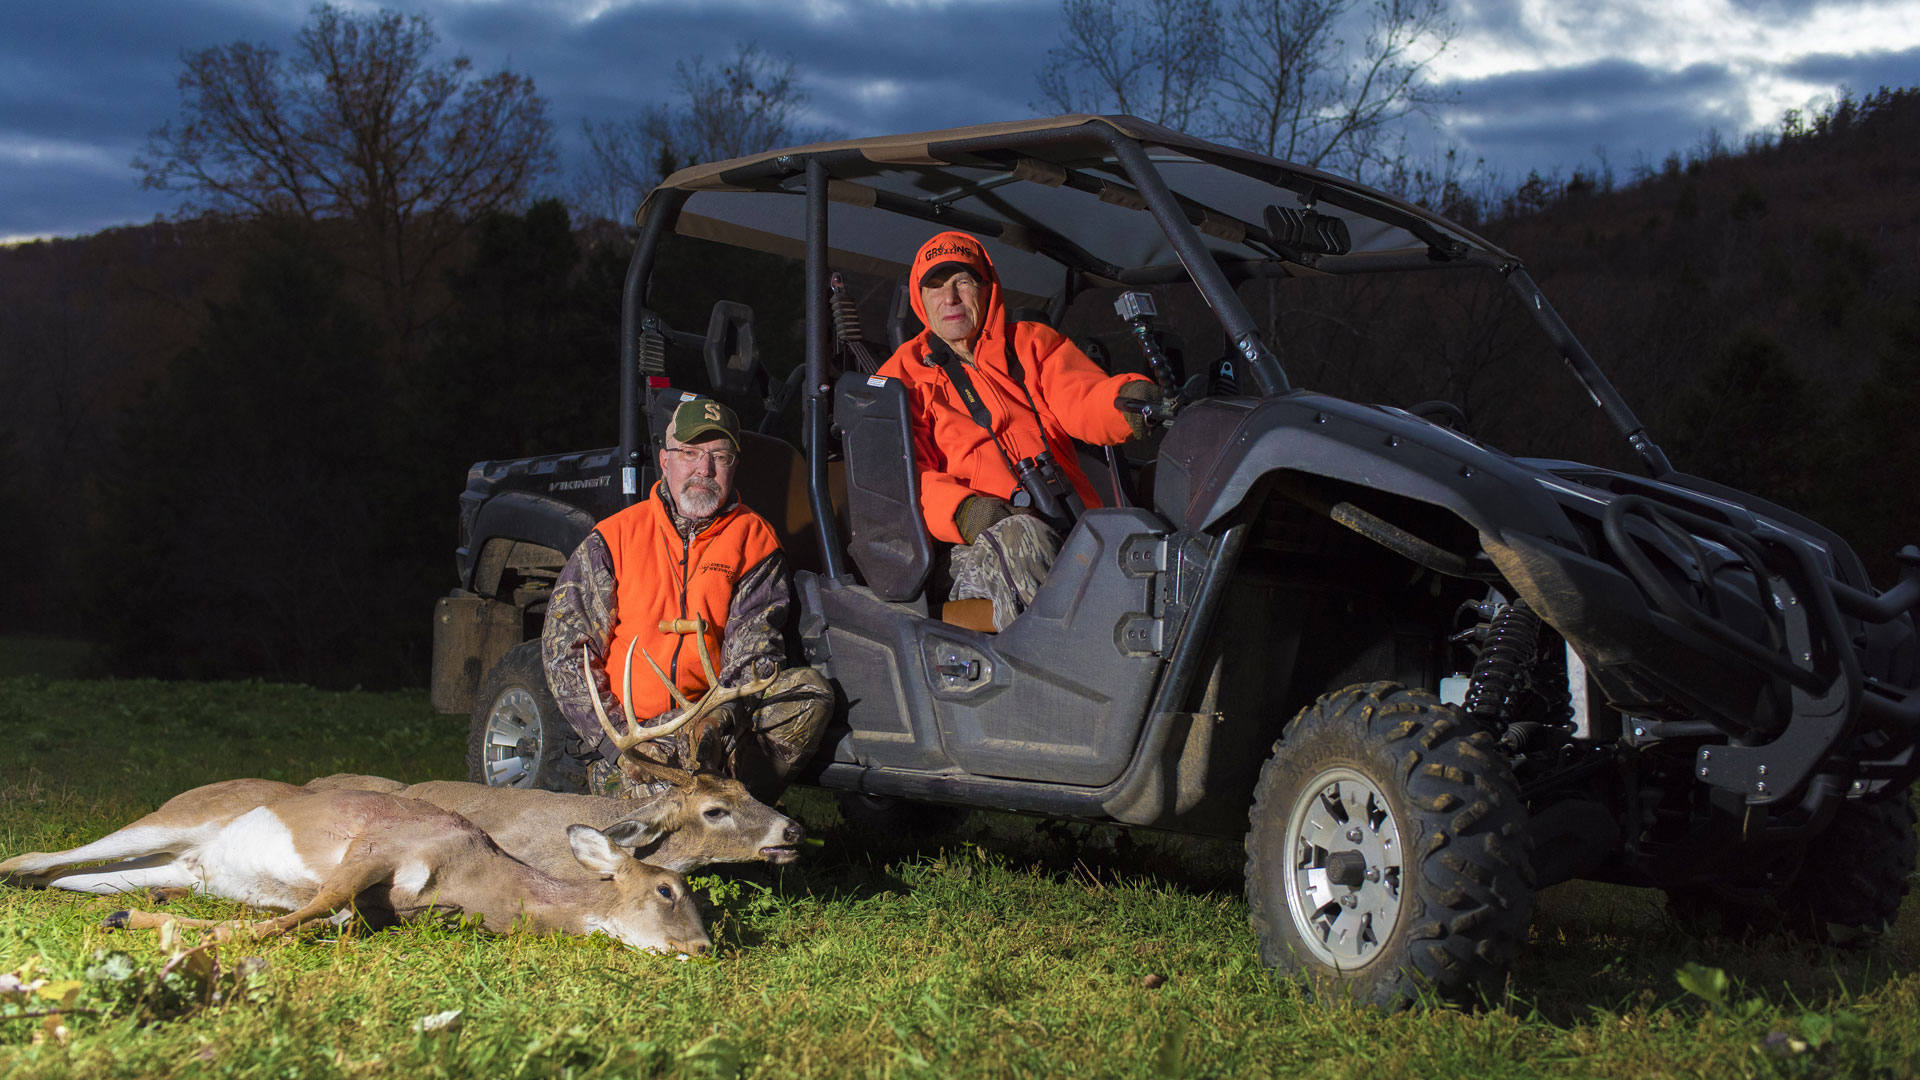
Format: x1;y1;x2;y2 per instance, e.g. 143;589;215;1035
616;119;1674;580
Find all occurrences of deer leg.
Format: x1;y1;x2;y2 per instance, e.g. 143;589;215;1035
23;855;200;895
104;856;395;938
1;823;213;879
103;909;237;932
233;856;402;936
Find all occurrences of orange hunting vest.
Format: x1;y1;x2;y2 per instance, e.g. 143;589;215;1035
597;483;781;719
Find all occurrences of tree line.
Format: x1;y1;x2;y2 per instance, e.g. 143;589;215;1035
1;2;1913;687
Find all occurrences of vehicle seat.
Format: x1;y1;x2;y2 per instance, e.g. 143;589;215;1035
732;431;846;577
834;371;933;601
887;279;921;352
937;598;996;632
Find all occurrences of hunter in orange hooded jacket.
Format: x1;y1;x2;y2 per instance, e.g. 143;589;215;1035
876;231;1151;544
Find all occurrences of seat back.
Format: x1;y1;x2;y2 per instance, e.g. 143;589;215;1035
732;431;846;577
834;370;933;601
704;301;757;396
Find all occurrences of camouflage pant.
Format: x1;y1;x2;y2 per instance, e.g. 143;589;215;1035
949;513;1062;631
584;665;833;802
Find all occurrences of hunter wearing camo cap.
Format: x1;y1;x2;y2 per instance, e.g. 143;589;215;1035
541;396;831;799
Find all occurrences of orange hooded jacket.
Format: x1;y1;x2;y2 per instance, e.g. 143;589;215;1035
875;231;1150;544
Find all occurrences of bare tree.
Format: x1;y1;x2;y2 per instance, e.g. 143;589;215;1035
1033;0;1224;130
577;43;826;225
1217;0;1452;173
135;3;557;346
1035;0;1454;179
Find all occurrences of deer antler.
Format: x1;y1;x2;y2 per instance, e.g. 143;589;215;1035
583;620;779;756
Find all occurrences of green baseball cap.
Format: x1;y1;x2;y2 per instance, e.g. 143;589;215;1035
668;397;740;450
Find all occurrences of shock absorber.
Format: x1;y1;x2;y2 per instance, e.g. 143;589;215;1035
830;272;881;374
1464;598;1544;732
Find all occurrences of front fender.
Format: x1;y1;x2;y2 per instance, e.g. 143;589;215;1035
1155;393;1579;548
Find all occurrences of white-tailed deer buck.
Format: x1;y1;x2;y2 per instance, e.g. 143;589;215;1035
299;624;808;876
1;788;709;955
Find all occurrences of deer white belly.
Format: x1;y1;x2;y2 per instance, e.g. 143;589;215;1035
188;807;328;910
390;860;434;898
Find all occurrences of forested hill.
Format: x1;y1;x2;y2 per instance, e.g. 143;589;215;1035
1495;87;1920;575
1;90;1915;687
1265;87;1918;581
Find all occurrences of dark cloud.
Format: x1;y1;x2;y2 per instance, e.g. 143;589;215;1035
0;0;301;236
1448;0;1541;45
1436;58;1754;178
0;0;295;141
433;0;1054;139
1784;44;1920;90
1726;0;1831;16
0;161;176;239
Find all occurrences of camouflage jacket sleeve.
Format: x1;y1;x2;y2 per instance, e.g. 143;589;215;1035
541;529;619;745
717;548;792;688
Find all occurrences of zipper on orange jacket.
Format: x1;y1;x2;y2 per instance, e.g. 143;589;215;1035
669;528;691;686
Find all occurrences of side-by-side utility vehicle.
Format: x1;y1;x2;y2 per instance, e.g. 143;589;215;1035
429;116;1920;1008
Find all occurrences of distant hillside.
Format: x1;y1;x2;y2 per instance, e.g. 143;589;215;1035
1253;87;1919;575
1491;85;1918;405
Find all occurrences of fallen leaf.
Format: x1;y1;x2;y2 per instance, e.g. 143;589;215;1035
412;1008;463;1034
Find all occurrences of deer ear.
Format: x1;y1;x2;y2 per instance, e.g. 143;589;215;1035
567;824;626;875
603;818;666;851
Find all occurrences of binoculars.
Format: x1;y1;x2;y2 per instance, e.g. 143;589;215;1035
1009;449;1084;533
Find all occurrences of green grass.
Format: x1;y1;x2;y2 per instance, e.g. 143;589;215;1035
4;676;1920;1078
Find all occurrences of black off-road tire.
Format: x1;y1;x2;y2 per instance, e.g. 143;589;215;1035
837;792;972;840
1667;787;1916;945
1245;682;1534;1011
466;640;590;792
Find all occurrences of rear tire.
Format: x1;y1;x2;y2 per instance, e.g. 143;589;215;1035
1245;682;1534;1010
1667;787;1916;945
467;640;588;792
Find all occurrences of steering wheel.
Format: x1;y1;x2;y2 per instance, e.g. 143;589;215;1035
1407;400;1469;431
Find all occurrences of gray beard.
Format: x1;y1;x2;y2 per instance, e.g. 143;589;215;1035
676;480;724;521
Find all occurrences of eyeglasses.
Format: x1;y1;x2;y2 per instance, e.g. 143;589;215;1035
662;446;739;468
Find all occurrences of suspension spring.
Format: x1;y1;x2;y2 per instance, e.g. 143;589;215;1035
830;272;863;345
638;325;667;378
1464;598;1543;727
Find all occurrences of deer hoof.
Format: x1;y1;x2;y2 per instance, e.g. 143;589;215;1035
102;910;131;930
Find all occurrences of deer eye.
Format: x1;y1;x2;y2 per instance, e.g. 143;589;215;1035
703;807;730;821
656;884;674;900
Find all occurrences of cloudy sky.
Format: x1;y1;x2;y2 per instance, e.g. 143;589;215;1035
2;0;1916;242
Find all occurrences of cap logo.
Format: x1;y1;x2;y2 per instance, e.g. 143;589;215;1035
922;241;978;262
703;402;723;422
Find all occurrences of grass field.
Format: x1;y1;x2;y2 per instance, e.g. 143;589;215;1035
4;672;1920;1078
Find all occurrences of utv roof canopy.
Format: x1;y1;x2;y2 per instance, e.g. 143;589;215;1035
637;114;1515;300
622;114;1672;480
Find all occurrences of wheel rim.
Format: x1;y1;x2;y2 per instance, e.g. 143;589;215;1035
480;687;542;788
1281;766;1406;969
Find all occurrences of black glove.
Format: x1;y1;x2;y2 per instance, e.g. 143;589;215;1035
955;495;1013;544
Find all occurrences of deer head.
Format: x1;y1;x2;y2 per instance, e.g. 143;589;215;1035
566;823;710;955
607;755;805;869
